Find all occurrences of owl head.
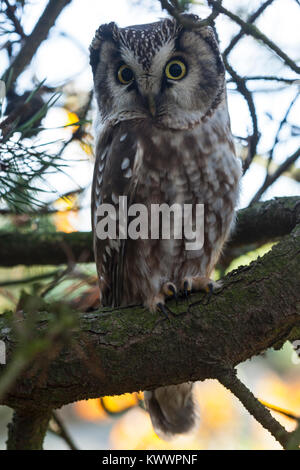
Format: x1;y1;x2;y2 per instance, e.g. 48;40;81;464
90;15;225;130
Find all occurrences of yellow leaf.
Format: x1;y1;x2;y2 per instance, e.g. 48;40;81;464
80;141;93;155
53;194;78;211
64;110;80;133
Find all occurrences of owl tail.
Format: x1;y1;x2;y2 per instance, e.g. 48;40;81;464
144;383;198;440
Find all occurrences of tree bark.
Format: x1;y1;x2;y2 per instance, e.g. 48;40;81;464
6;408;51;450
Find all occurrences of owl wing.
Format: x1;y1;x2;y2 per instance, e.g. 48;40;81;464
91;123;139;307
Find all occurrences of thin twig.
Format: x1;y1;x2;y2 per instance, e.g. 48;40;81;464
209;0;300;74
259;399;300;421
224;58;259;173
250;146;300;204
2;0;73;90
50;411;78;451
218;369;291;449
158;0;223;28
229;76;299;84
223;0;276;58
3;0;26;39
266;91;299;172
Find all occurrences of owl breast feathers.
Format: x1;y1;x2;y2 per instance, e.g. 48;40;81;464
90;14;241;440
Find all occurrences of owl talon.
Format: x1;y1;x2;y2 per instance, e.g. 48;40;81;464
205;282;214;304
180;277;221;306
157;302;172;320
181;278;192;300
146;287;175;317
188;280;221;310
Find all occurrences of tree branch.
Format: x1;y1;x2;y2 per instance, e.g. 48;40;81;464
49;411;78;450
224;58;259;173
6;408;51;450
2;0;73;90
0;219;299;411
223;0;276;58
158;0;222;28
218;369;291;449
219;196;300;268
228;76;299;84
209;0;300;74
250;148;300;205
3;0;26;40
0;198;299;449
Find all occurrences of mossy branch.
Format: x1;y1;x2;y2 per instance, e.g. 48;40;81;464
0;211;300;448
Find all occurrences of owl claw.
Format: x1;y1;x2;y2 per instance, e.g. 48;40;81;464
204;282;214;305
187;278;221;310
146;282;178;317
181;277;221;299
157;302;172;320
181;278;192;300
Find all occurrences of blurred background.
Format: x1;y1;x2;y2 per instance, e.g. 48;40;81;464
0;0;299;450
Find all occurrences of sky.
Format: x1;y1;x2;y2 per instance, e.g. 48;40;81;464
1;0;299;229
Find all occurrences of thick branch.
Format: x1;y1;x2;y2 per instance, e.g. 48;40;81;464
229;196;300;248
6;408;51;450
0;220;299;411
0;197;298;267
0;230;93;267
219;196;300;267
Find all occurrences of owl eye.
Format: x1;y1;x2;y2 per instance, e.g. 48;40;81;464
165;59;187;81
117;64;134;85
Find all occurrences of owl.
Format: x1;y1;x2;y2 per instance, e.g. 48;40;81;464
90;15;241;440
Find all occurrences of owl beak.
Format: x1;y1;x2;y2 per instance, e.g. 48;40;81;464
147;95;157;117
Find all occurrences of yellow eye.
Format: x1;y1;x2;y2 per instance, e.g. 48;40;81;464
117;64;134;84
165;59;187;80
